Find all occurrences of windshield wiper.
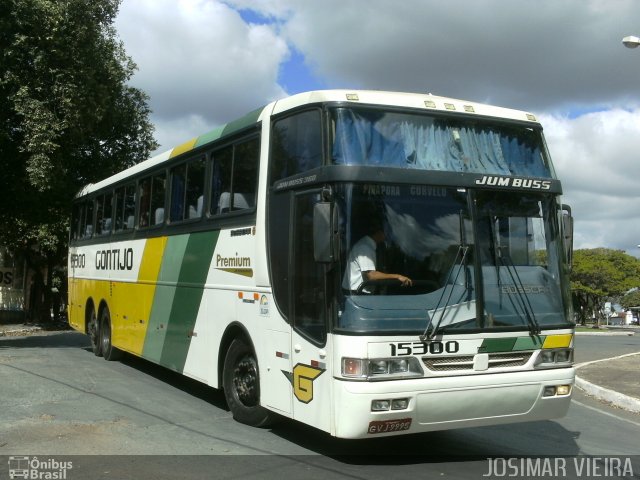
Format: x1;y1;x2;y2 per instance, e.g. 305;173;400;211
487;215;540;335
497;246;541;335
421;211;470;342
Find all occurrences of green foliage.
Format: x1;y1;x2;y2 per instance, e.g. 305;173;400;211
621;289;640;310
570;248;640;324
0;0;157;319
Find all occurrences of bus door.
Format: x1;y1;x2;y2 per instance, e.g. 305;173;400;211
289;191;333;433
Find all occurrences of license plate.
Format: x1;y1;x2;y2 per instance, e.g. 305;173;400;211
368;418;412;434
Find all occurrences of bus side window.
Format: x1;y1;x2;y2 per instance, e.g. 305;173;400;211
138;177;151;227
95;195;104;235
187;157;205;218
231;137;259;211
171;156;205;222
210;146;233;215
124;184;135;229
80;199;94;239
103;192;113;234
71;204;81;240
114;184;135;232
95;193;113;236
114;187;124;231
170;164;187;222
271;110;322;182
151;173;166;225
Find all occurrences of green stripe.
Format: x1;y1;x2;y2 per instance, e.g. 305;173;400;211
512;335;545;351
159;230;219;372
221;107;262;137
478;337;516;353
193;107;263;150
194;125;225;149
478;335;546;353
142;235;191;363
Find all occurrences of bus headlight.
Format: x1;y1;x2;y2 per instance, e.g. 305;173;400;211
534;348;573;368
341;357;424;380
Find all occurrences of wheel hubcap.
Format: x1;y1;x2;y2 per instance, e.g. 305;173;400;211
233;355;258;407
101;322;109;352
89;314;98;345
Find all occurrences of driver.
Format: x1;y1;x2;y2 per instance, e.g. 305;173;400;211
342;220;412;294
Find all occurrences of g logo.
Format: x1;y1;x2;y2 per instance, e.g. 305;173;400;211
283;363;325;403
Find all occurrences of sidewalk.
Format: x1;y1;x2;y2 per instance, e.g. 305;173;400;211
574;352;640;414
0;321;69;337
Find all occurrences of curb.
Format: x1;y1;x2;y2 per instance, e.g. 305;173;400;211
574;352;640;414
0;326;43;337
575;331;635;336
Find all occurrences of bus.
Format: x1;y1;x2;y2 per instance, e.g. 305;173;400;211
68;90;575;439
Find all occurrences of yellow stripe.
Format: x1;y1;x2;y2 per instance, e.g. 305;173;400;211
169;137;197;158
139;236;167;282
112;237;167;355
542;334;573;349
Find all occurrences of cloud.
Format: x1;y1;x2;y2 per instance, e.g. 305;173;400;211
540;109;640;253
237;0;640;112
116;0;289;151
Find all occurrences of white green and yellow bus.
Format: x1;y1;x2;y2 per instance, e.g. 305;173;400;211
68;90;575;439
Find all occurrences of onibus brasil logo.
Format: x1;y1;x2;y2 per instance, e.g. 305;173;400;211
8;456;72;479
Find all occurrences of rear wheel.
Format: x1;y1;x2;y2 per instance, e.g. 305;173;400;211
87;307;101;357
99;308;123;361
223;338;276;427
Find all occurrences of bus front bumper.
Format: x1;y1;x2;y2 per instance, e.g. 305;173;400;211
333;367;575;439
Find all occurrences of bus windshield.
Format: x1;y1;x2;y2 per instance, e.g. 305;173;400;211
331;107;554;178
337;183;572;334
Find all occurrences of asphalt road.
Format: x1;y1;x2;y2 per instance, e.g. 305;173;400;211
0;331;639;480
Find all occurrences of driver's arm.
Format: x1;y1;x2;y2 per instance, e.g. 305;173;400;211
364;270;412;286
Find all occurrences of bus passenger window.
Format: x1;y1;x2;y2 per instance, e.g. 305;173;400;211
138;177;151;227
172;157;205;222
81;200;94;238
95;196;104;235
211;146;232;215
186;157;205;218
124;184;135;229
115;184;135;232
71;204;81;240
114;187;124;231
151;173;166;225
103;192;113;234
95;193;113;236
170;164;187;222
271;110;322;182
232;137;259;211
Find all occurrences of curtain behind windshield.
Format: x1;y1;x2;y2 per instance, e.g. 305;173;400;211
332;108;551;177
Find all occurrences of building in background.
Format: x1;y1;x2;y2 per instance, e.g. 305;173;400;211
0;246;26;322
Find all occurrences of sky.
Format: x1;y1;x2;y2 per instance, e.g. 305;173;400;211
115;0;640;256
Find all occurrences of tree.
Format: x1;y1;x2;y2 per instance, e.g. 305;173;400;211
570;248;640;325
0;0;157;321
621;289;640;311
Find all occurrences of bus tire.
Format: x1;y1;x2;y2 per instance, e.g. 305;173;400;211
99;308;123;362
88;307;102;357
223;338;276;427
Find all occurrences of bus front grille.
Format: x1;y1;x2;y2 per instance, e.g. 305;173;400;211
422;351;533;372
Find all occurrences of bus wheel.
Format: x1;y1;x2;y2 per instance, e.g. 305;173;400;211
99;308;123;362
88;307;102;357
223;338;276;427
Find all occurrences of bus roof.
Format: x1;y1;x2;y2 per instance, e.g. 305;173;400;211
76;89;540;197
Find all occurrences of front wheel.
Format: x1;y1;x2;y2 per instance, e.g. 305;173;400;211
222;338;276;427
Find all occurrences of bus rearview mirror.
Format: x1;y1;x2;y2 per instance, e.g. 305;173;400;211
561;204;573;269
313;202;338;263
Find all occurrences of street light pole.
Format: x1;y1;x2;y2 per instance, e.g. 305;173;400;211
622;35;640;48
